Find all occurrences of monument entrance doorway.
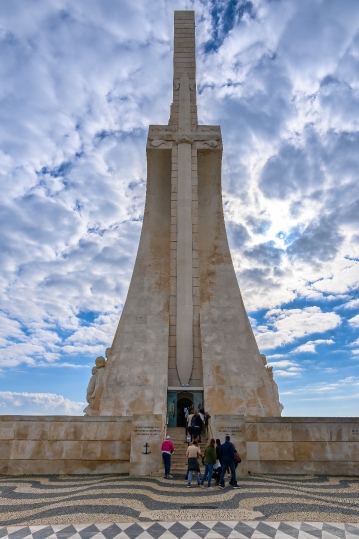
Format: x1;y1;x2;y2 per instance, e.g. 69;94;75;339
177;397;191;427
167;390;203;427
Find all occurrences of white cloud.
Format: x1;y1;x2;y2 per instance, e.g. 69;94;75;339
309;264;359;296
0;392;84;415
348;314;359;328
275;370;300;377
256;307;341;350
336;298;359;310
291;339;334;354
267;360;298;367
29;362;90;369
281;376;359;396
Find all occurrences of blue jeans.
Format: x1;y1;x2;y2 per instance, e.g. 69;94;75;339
201;463;214;487
188;470;200;484
162;452;171;476
219;460;237;486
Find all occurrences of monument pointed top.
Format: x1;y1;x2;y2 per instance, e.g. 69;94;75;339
169;11;198;130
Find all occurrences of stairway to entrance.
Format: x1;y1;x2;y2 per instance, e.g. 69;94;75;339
166;427;206;476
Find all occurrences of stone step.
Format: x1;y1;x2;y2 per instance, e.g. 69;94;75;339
165;428;207;473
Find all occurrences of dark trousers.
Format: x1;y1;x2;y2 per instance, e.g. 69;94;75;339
162;452;171;476
214;465;222;484
219;460;237;486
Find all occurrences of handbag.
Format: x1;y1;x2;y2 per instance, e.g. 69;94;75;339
213;459;221;469
234;451;242;464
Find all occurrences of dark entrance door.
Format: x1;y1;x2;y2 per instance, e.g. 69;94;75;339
167;390;204;427
177;397;192;428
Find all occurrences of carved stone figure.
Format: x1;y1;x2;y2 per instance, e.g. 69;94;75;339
83;356;106;414
151;140;168;147
203;140;218;148
95;356;106;368
266;365;274;380
271;374;284;413
265;362;284;413
86;366;98;404
178;135;193;144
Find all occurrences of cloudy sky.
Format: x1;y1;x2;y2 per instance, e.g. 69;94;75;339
0;0;358;416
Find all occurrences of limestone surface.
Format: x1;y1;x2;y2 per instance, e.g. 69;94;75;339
84;10;282;418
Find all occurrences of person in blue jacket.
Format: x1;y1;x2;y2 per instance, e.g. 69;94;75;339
218;435;240;489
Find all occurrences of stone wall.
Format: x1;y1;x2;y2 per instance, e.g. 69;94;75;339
1;415;358;476
246;417;359;475
0;416;132;474
198;149;283;418
90;147;171;417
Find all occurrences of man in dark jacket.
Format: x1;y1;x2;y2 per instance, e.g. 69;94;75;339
218;435;240;489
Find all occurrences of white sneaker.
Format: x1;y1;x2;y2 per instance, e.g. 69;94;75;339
167;474;173;479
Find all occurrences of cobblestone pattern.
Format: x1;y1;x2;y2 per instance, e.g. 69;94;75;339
0;474;358;527
2;520;359;539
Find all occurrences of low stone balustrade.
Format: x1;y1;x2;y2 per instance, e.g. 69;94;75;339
245;417;359;475
0;415;131;474
1;414;358;476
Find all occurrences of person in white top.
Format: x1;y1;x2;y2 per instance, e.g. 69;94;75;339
187;412;194;439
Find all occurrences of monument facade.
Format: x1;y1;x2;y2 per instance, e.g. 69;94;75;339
1;10;359;479
85;10;282;423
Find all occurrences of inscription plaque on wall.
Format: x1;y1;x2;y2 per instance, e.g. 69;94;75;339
134;427;161;436
218;427;242;434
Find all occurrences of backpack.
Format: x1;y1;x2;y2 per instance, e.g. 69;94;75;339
233;450;242;464
191;415;196;427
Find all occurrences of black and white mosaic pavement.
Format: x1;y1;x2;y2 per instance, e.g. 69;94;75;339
2;521;359;539
0;475;358;526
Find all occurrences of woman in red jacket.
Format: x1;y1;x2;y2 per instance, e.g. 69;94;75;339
161;436;175;479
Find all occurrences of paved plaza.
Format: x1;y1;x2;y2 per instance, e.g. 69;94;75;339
0;474;358;538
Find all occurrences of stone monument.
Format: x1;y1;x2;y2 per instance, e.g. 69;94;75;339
84;10;282;424
1;11;358;479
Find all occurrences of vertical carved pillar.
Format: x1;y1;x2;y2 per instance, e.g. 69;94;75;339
176;140;193;385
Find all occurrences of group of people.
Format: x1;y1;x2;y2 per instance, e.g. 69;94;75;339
184;402;210;443
161;434;241;489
